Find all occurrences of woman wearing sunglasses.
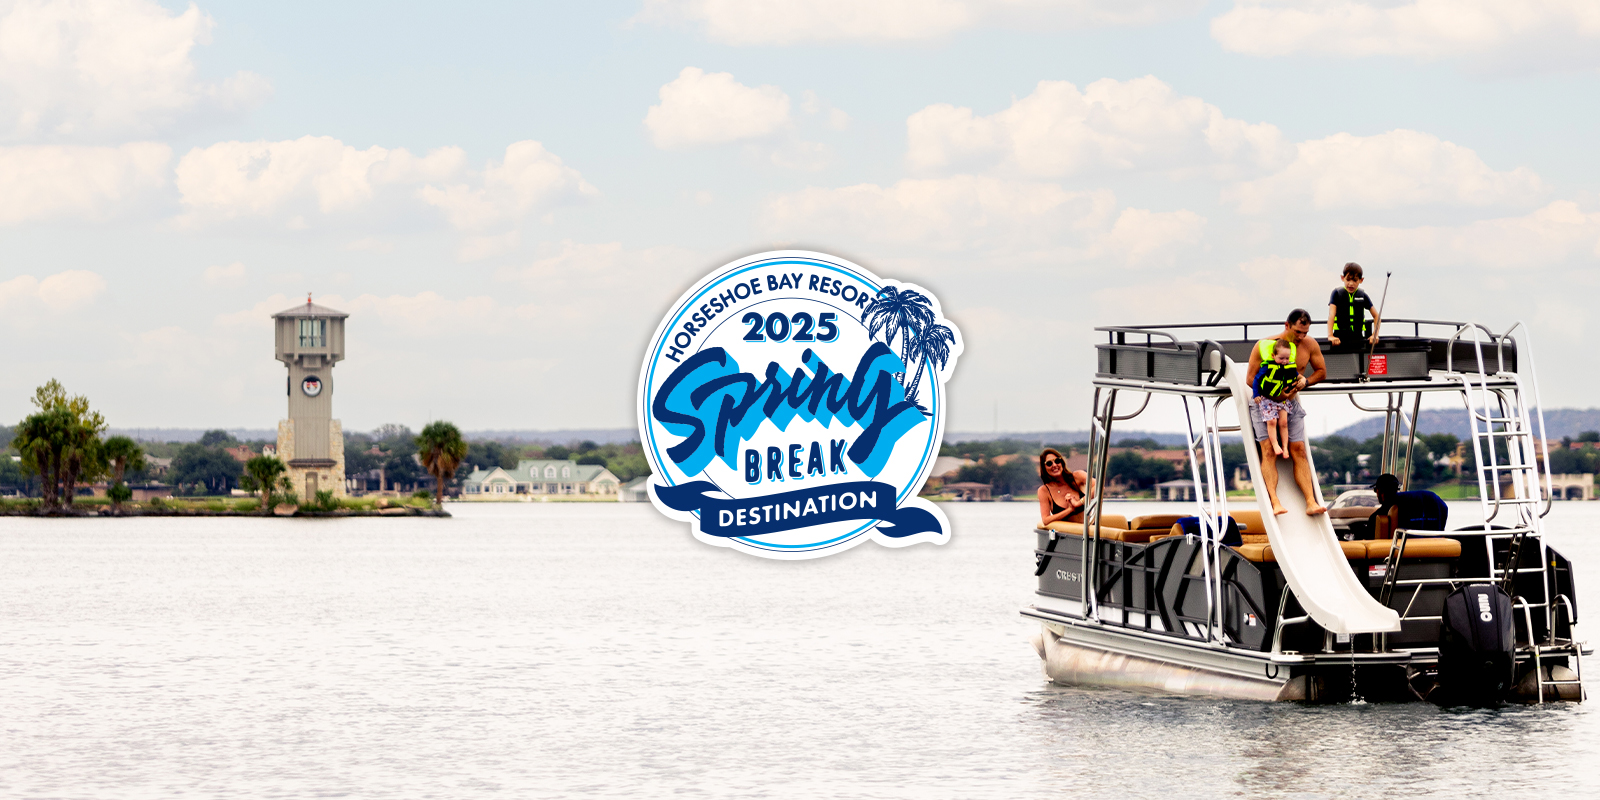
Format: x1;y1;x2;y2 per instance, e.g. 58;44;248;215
1037;447;1091;527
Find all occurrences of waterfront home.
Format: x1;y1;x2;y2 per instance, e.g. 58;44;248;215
618;476;650;502
462;459;620;499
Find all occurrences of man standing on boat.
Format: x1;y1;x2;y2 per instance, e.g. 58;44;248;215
1246;309;1328;516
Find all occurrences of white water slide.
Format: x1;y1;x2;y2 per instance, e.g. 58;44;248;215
1221;358;1402;635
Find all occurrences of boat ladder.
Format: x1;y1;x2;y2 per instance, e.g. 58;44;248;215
1438;322;1557;632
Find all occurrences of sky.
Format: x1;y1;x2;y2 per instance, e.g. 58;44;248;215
3;0;1599;436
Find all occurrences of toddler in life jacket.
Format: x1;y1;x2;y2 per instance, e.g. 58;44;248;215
1253;339;1299;457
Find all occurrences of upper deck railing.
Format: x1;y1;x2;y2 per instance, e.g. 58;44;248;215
1095;318;1519;387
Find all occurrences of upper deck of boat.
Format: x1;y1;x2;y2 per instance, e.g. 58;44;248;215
1094;318;1527;397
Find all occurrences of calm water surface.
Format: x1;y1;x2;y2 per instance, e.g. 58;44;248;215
2;500;1598;798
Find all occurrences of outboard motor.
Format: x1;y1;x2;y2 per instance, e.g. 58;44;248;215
1437;584;1516;704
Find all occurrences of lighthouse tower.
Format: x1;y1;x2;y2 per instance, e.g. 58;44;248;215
273;294;348;501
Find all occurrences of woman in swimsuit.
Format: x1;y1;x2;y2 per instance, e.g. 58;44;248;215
1037;447;1092;527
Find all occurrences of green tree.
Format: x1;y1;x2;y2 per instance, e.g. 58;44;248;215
604;451;649;482
544;444;570;460
1113;437;1162;450
12;380;106;509
277;475;299;508
1106;450;1176;490
199;429;236;447
102;436;146;512
170;443;242;495
416;421;467;507
245;455;287;513
344;445;381;481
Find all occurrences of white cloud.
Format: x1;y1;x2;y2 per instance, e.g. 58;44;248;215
416;140;597;231
762;175;1204;263
0;142;169;223
0;0;270;142
906;76;1288;178
637;0;1205;45
0;269;106;315
1212;1;1600;70
645;67;792;149
1342;201;1600;269
1227;130;1546;213
175;137;591;232
1236;255;1329;300
1096;207;1206;265
203;261;245;285
175;136;463;223
457;231;521;262
497;240;701;296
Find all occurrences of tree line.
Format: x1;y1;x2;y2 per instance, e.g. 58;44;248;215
3;384;654;508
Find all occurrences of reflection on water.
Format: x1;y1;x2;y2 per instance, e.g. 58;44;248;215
0;501;1596;798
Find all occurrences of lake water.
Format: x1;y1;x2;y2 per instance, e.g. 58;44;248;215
3;500;1598;798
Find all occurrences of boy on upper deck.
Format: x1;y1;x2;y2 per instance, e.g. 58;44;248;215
1328;262;1381;360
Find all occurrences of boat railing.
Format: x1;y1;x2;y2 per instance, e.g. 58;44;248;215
1095;319;1519;386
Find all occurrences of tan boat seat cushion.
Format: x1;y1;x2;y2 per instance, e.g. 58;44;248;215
1128;514;1186;531
1043;514;1127;534
1232;510;1265;534
1043;515;1129;539
1365;537;1461;559
1235;541;1368;562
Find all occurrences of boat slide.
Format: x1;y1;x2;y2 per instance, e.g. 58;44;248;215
1221;356;1401;636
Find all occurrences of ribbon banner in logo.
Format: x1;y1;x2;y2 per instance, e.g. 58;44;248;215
653;481;941;538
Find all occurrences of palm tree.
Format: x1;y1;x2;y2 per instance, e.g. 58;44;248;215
15;380;106;509
102;436;146;513
245;455;287;514
860;287;935;383
416;421;467;508
13;409;70;508
905;322;956;407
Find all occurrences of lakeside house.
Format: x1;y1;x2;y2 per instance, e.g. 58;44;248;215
617;476;651;502
462;459;620;499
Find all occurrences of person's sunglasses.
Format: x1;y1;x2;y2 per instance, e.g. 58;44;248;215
1043;459;1063;467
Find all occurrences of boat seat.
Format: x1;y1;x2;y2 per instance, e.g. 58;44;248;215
1232;537;1460;563
1128;514;1186;531
1146;529;1267;545
1043;514;1129;539
1232;510;1266;535
1365;537;1460;559
1234;541;1368;562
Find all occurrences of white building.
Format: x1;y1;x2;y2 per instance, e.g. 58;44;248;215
461;459;620;499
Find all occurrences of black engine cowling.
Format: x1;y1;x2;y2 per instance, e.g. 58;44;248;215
1437;584;1516;704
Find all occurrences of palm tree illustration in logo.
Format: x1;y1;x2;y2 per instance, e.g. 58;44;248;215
861;286;951;409
904;322;956;408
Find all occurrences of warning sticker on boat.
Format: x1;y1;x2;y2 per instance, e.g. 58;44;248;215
637;251;963;559
1369;354;1388;375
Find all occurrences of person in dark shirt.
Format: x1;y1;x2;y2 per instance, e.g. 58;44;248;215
1370;473;1449;538
1327;262;1381;352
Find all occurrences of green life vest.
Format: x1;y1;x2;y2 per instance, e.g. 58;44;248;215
1333;290;1369;336
1256;338;1298;399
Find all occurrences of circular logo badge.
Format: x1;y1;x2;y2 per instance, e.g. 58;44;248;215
638;251;963;559
302;376;323;397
